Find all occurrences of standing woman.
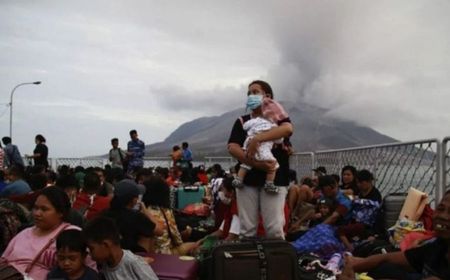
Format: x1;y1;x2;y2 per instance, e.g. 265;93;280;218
27;134;49;169
228;80;293;239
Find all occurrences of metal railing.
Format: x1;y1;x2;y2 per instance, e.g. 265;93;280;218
24;137;450;203
204;157;236;171
314;139;441;203
290;152;315;180
43;157;174;169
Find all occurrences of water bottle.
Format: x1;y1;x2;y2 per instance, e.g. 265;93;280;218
325;253;342;274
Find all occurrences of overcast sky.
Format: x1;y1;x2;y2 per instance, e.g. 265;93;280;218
0;0;449;157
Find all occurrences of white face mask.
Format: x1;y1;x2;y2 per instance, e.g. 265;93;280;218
218;191;232;205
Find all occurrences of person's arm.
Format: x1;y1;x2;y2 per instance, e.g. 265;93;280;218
228;143;276;172
339;233;354;252
204;228;225;240
342;188;354;196
287;186;299;212
246;122;293;159
29;144;46;159
167;210;183;245
225;232;239;241
139;141;145;157
298;185;313;203
350;251;411;273
323;211;340;225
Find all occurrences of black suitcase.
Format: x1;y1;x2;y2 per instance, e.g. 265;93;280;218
382;193;407;229
208;239;299;280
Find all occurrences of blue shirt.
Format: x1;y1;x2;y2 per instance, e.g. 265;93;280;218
321;190;352;224
182;148;192;161
0;179;31;197
127;139;145;170
335;190;353;223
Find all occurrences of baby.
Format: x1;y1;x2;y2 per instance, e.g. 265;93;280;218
232;97;287;194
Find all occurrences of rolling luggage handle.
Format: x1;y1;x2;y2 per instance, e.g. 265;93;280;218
184;186;200;192
219;240;269;280
255;241;268;280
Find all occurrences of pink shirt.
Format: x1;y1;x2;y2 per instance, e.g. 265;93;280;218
2;223;91;279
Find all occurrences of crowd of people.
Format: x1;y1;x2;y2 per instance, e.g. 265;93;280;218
0;79;448;279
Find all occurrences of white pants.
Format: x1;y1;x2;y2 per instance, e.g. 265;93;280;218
236;185;288;239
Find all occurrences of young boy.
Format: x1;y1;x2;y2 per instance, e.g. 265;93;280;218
83;217;158;280
232;97;288;194
47;229;98;280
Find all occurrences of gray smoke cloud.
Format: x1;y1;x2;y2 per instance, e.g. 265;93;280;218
0;0;449;156
264;1;450;140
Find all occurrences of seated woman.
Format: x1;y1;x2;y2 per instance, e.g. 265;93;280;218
287;175;314;213
102;179;163;253
143;175;197;255
339;165;359;197
2;187;95;279
349;189;450;280
286;176;315;240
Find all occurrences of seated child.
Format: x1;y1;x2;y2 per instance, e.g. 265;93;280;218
83;217;158;280
232;97;287;194
47;229;98;280
310;197;335;227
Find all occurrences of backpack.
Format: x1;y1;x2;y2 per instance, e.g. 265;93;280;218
5;145;24;167
0;199;30;252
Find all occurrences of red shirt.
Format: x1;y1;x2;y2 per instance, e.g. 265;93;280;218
197;172;208;185
72;192;111;220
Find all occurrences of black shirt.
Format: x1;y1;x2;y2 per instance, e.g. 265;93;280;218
360;186;382;203
47;266;99;280
103;208;155;253
404;237;450;279
228;114;291;187
34;143;49;168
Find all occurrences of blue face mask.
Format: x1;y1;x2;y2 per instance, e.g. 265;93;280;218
246;94;263;110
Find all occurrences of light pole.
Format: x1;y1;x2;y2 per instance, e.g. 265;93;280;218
9;81;41;139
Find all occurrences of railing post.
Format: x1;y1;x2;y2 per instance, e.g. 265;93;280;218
434;141;445;203
372;148;379;183
443;138;448;192
51;158;57;171
311;152;316;177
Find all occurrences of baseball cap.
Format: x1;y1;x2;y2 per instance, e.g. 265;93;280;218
312;166;327;175
317;197;334;207
114;179;140;198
